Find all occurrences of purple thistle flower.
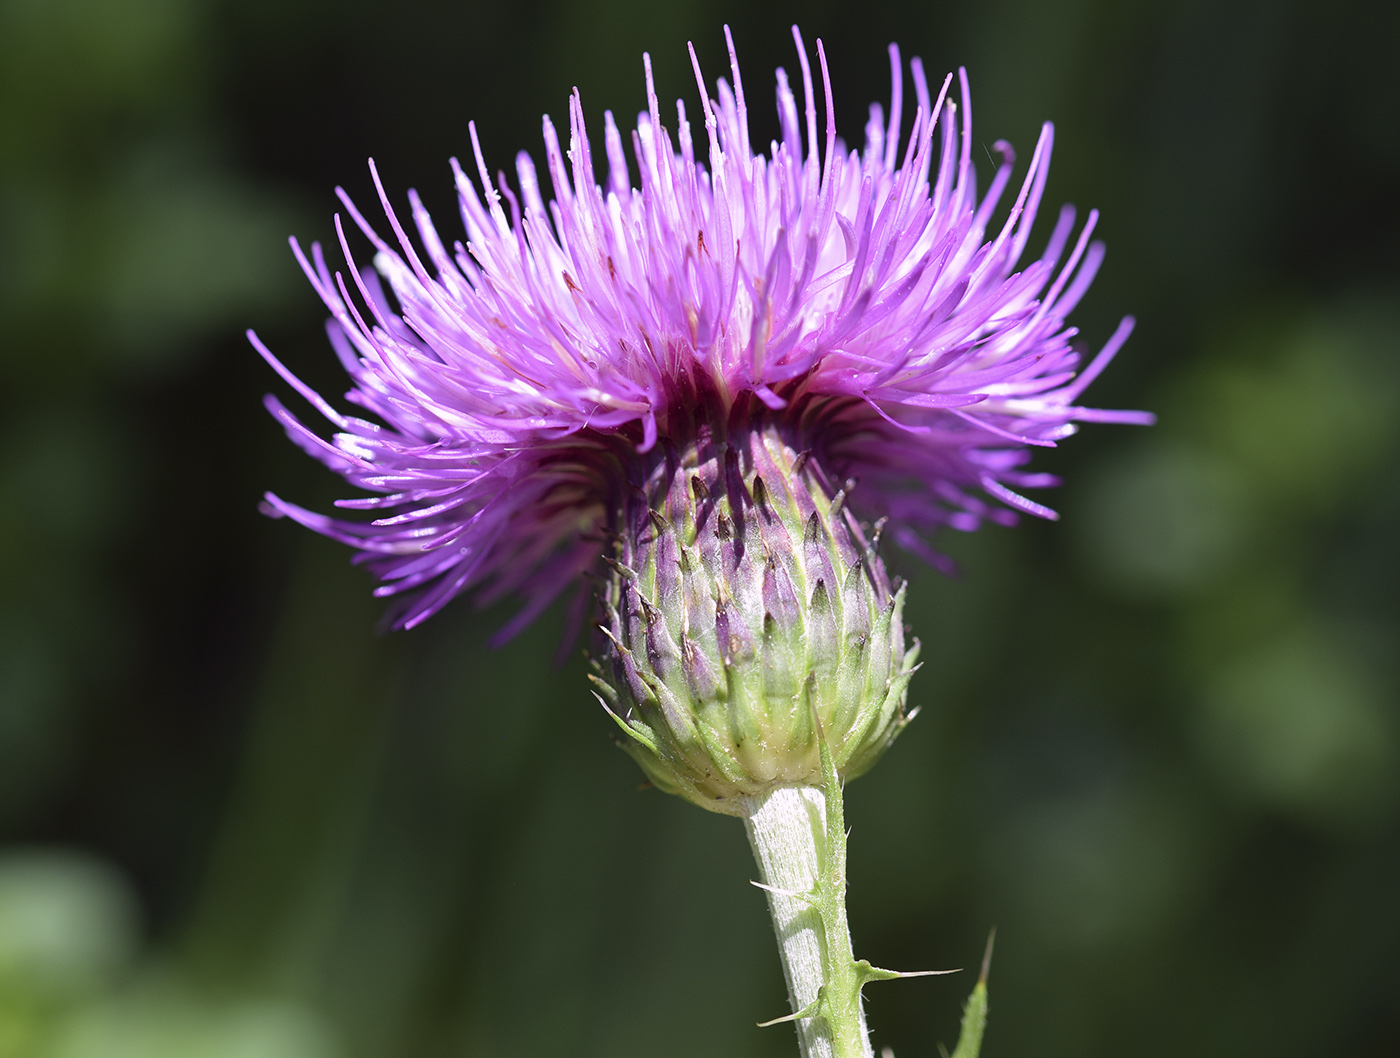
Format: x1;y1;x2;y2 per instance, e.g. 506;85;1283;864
255;26;1150;640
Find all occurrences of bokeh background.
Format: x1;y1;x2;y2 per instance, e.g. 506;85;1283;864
2;0;1397;1055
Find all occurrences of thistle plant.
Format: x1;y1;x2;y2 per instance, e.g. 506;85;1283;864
255;25;1147;1058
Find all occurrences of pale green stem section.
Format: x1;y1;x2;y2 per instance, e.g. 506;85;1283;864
741;784;872;1058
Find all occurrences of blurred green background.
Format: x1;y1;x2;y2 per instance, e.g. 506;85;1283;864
1;0;1397;1055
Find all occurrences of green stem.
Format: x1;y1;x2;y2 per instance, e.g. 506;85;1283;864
741;780;872;1058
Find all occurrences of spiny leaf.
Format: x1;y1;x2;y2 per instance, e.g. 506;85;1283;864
856;960;961;984
757;986;824;1028
949;930;995;1058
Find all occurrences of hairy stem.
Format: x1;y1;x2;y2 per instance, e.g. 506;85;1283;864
742;783;872;1058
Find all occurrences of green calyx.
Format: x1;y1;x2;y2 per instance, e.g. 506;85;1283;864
589;417;920;815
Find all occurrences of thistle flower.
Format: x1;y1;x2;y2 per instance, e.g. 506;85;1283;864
255;27;1148;808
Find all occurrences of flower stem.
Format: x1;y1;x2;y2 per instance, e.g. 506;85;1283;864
742;776;872;1058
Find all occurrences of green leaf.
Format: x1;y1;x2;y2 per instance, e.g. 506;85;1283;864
949;930;995;1058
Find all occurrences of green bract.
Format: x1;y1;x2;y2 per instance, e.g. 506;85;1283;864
591;413;920;815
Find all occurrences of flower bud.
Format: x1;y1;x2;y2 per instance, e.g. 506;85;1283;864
591;415;920;815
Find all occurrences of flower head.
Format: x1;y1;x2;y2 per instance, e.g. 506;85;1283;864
256;26;1148;643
